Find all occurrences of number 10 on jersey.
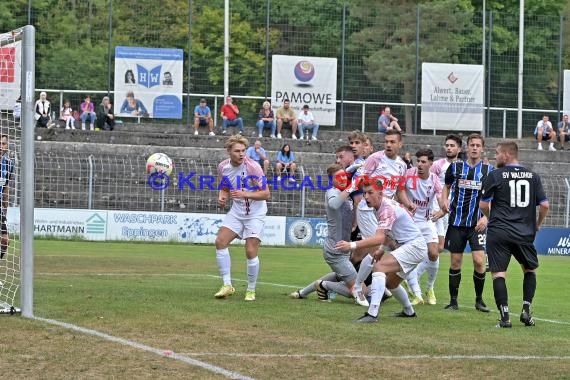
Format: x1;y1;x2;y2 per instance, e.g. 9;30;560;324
509;179;530;207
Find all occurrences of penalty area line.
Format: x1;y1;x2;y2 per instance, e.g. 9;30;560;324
32;316;255;380
181;352;570;361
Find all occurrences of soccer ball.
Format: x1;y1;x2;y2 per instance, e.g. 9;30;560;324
146;153;174;176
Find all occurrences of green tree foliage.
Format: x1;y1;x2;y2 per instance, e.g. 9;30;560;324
32;0;110;92
469;0;568;110
5;0;570;128
348;0;477;129
190;5;275;96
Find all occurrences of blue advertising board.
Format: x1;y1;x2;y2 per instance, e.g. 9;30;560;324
285;217;327;246
534;228;570;255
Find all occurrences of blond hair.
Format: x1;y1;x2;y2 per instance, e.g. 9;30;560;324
225;134;249;150
262;101;270;108
347;130;368;143
327;163;344;177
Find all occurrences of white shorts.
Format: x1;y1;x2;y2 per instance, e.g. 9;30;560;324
432;202;449;237
391;237;428;278
356;205;378;239
416;219;438;244
222;211;265;241
435;214;449;237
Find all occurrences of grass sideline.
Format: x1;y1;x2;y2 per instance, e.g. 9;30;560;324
1;240;569;379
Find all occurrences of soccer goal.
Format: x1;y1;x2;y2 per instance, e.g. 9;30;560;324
0;25;35;317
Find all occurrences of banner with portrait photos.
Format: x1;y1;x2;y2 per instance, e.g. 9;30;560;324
114;46;183;119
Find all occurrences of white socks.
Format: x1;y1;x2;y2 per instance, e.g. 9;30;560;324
410;257;440;291
367;272;386;317
247;257;259;291
355;254;374;292
426;258;440;289
406;270;422;298
216;248;231;285
390;285;415;315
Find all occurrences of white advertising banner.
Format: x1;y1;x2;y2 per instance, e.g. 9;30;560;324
563;70;570;115
8;208;287;245
271;55;337;125
114;46;183;119
7;208;108;241
421;63;484;131
106;211;286;246
0;30;21;111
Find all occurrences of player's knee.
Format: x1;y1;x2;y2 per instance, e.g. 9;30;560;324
428;250;439;261
385;274;401;289
214;236;228;249
450;256;463;269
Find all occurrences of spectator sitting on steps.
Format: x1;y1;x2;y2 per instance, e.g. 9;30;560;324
34;92;53;128
534;115;556;151
96;96;116;131
80;95;97;131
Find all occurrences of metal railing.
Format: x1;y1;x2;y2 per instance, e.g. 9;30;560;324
35;88;570;138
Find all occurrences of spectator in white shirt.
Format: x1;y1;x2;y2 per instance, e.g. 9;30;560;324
534;115;556;151
298;104;319;140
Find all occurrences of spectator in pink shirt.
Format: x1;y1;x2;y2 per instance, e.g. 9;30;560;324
80;95;97;131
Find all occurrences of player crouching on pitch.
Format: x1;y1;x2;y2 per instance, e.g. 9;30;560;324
335;178;428;323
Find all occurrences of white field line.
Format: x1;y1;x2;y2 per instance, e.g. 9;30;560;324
32;316;255;380
181;352;570;361
36;272;570;325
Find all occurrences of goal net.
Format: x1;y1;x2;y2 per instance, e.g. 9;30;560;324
0;27;23;315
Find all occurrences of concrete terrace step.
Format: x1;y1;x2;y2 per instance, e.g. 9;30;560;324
48;120;553;147
35;126;570;159
113;122;557;149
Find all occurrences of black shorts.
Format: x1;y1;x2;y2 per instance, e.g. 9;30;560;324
444;225;486;253
1;214;7;235
350;225;361;241
197;118;209;126
486;232;538;272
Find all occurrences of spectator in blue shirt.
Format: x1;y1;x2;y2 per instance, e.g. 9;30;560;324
275;143;297;180
194;98;215;136
246;140;270;175
377;106;402;134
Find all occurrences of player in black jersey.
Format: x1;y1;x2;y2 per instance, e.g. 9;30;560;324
442;133;493;312
0;135;14;260
480;141;549;328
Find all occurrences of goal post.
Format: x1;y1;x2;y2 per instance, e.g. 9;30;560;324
20;25;36;318
0;25;34;317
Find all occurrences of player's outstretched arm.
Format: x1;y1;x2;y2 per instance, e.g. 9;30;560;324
335;229;386;252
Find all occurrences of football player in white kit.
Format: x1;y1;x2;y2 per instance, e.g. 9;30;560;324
350;130;413;304
213;135;270;301
402;149;445;305
335;179;427;323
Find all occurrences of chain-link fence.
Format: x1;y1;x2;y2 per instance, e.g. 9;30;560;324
30;150;570;227
3;1;570;137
